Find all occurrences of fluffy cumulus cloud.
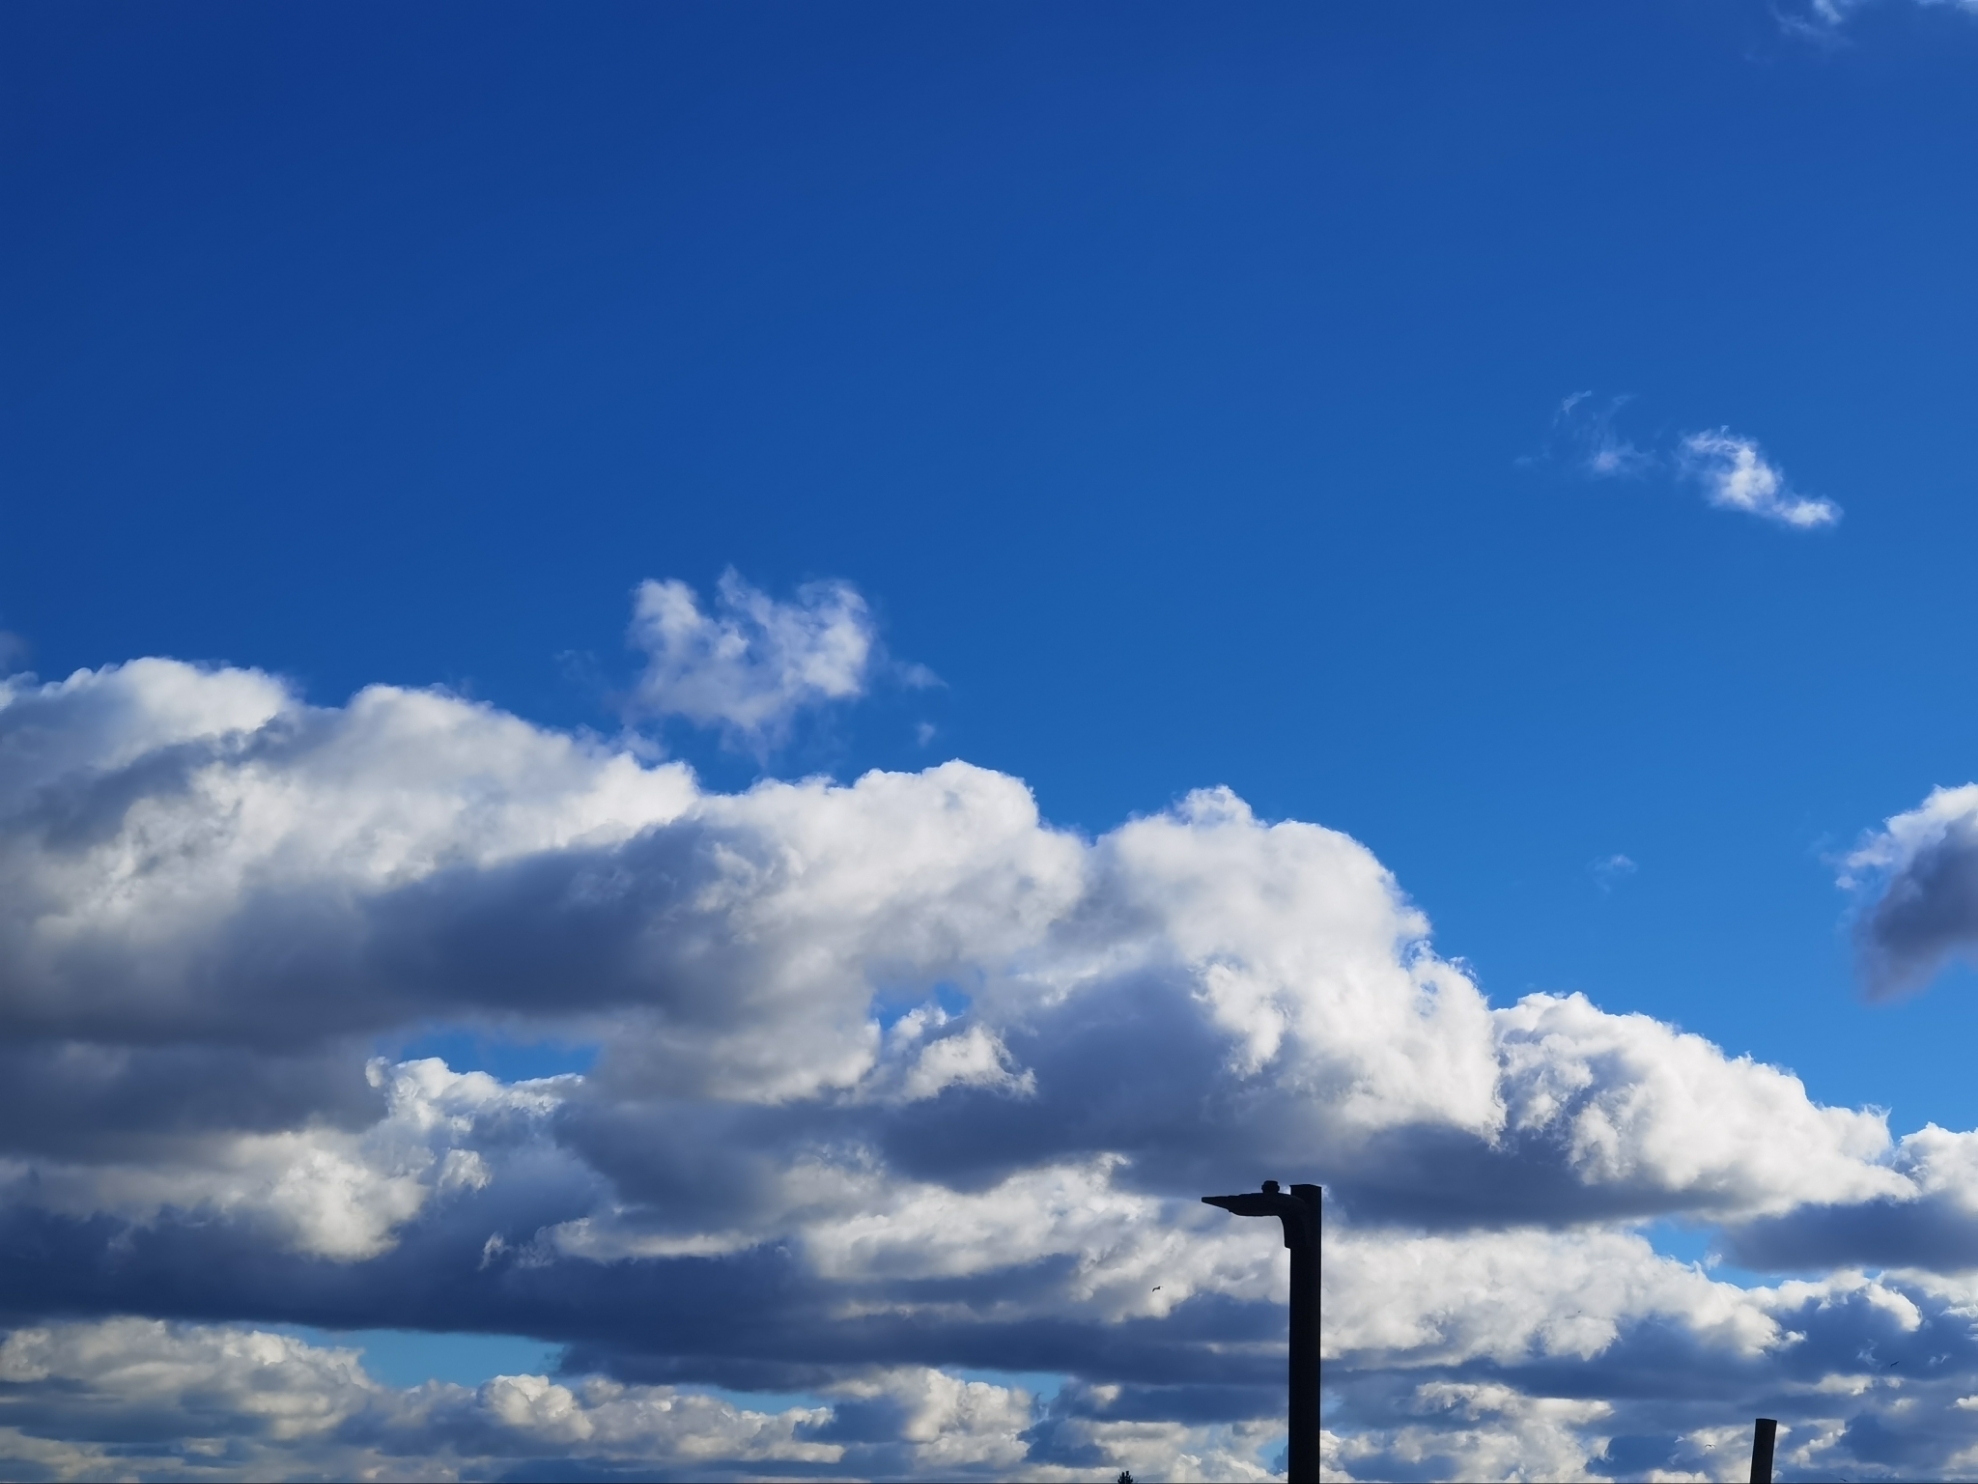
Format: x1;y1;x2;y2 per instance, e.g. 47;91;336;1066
626;568;928;751
9;602;1978;1477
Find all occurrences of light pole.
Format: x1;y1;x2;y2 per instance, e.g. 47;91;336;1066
1203;1180;1322;1484
1749;1417;1776;1483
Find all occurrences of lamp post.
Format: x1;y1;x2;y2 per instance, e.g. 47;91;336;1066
1749;1417;1777;1483
1203;1180;1322;1484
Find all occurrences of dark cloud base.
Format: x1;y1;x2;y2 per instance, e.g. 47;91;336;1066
0;1206;1282;1397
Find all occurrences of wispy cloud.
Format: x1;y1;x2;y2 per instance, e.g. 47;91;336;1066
1784;0;1978;34
1538;396;1843;532
1552;392;1654;479
1678;428;1841;530
1590;852;1638;892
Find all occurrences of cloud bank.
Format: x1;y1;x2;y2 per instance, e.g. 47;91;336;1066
2;597;1978;1478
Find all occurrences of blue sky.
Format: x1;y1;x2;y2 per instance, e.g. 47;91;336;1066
8;3;1978;1480
11;0;1978;1121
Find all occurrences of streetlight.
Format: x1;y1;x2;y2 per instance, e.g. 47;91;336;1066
1202;1180;1322;1484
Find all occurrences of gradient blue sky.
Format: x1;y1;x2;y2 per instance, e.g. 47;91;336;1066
11;0;1978;1117
8;4;1978;1474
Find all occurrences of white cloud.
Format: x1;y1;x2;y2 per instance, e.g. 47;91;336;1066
826;1367;1036;1472
1541;399;1844;534
0;1317;846;1478
1678;428;1841;529
1325;1224;1780;1367
1496;992;1902;1216
1337;1382;1614;1484
0;1058;551;1260
10;635;1978;1476
1844;783;1978;998
626;569;921;750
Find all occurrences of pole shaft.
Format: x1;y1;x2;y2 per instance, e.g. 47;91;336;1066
1287;1205;1320;1483
1749;1417;1776;1484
